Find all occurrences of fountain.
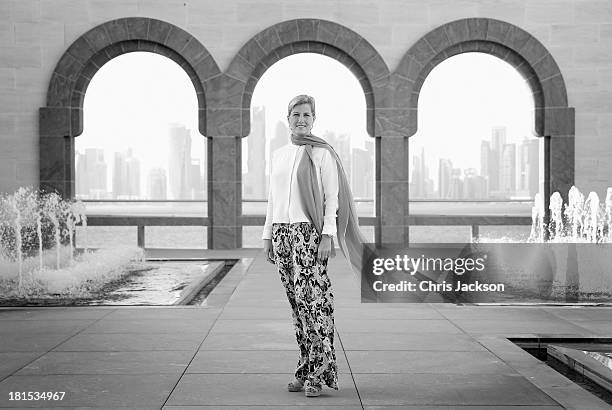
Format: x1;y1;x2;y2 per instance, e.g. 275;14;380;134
529;186;612;244
0;187;143;299
475;185;612;302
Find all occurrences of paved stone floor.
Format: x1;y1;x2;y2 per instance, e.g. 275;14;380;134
0;249;610;409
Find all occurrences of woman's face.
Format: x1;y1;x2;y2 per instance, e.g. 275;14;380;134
288;103;315;136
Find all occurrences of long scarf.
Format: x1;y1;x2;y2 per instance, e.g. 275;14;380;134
291;132;367;278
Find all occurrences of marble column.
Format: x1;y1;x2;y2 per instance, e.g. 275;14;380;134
207;136;242;249
544;106;576;204
378;136;409;246
39;107;75;198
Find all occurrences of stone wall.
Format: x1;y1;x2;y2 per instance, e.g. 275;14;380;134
1;0;611;247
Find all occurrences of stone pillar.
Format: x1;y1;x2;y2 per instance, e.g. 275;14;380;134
378;136;409;245
207;136;242;249
39;107;75;198
540;106;575;204
550;136;574;200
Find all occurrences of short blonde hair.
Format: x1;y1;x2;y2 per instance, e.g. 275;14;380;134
287;94;316;117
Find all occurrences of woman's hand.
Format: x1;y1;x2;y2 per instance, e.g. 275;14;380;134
263;239;275;264
317;235;332;262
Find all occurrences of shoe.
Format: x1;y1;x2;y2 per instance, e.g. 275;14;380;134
304;381;322;397
287;378;304;392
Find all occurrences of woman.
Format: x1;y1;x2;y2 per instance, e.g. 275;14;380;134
262;94;366;397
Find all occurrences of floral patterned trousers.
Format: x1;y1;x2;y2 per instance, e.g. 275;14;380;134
272;222;338;390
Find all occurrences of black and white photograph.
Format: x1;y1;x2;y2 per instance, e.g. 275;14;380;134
0;0;611;408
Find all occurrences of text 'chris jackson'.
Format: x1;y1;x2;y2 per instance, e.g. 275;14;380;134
372;280;505;292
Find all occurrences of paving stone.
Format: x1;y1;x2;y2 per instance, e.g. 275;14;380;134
188;350;350;374
334;306;443;320
364;406;562;410
165;406;359;409
0;352;42;379
353;373;558;406
0;332;72;352
433;306;557;321
209;319;294;334
80;318;215;334
337;319;462;334
565;320;612;335
545;307;612;321
346;351;514;374
452;319;590;335
166;373;360;406
218;307;295;320
53;332;204;352
200;331;300;350
0;319;93;335
15;351;193;375
0;374;179;407
0;307;113;321
101;307;222;321
339;332;486;352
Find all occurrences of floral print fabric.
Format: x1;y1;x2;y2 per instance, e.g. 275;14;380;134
272;222;338;390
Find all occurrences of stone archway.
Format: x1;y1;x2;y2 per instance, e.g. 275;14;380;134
39;17;220;198
206;19;391;247
390;18;575;241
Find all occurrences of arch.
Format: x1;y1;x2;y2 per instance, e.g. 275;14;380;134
39;17;221;197
395;18;572;138
394;18;575;209
207;19;390;137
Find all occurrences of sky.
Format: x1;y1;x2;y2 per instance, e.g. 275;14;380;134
413;52;536;174
77;51;536;193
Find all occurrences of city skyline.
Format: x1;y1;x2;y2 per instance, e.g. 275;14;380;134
76;50;538;201
410;126;541;200
76;123;206;200
77;110;375;201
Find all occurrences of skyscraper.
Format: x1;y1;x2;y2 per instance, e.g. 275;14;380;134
351;143;374;199
267;121;289;194
501;143;516;194
450;167;463;199
480;140;490;192
167;124;192;199
438;158;453;199
244;106;266;199
411;147;431;198
112;148;140;199
76;148;107;199
490;127;506;195
146;167;167;199
464;168;487;199
76;152;87;197
324;131;351;180
270;121;288;159
519;138;539;197
190;158;204;199
492;127;506;155
335;133;351;178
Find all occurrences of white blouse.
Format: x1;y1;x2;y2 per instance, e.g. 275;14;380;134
262;143;339;240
